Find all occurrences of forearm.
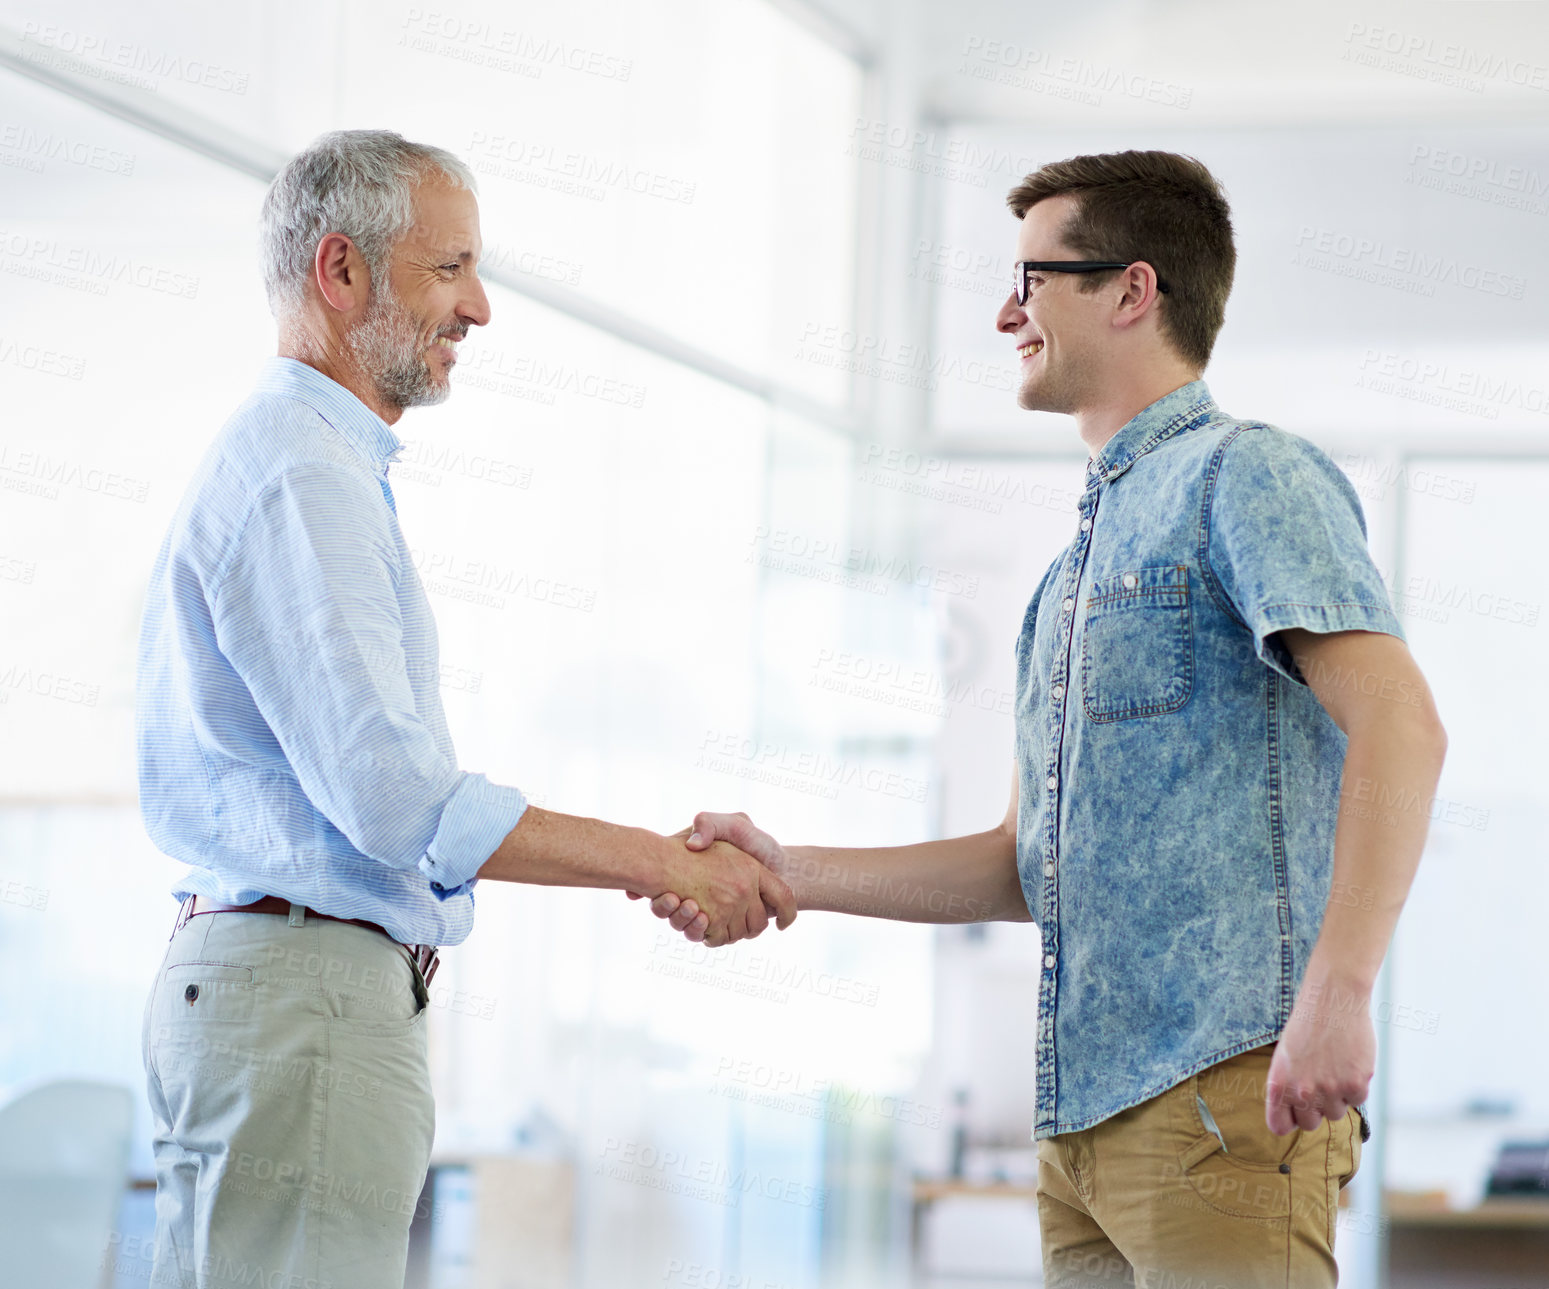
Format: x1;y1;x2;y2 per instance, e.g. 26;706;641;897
1303;716;1447;996
783;826;1028;923
477;806;672;894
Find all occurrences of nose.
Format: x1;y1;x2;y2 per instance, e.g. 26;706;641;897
996;292;1024;335
462;273;493;329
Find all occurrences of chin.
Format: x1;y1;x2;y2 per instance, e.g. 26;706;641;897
1016;382;1048;413
1017;375;1073;416
408;383;452;409
383;369;452;411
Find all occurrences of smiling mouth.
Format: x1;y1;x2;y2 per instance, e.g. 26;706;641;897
1018;341;1044;359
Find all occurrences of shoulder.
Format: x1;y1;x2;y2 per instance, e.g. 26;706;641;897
203;403;388;583
191;393;383;539
1201;419;1367;538
1200;418;1358;502
216;390;367;497
1220;419;1340;468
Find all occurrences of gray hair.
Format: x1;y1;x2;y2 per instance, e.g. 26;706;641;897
259;129;477;318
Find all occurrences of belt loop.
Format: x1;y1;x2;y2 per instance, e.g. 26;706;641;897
287;902;306;928
170;895;192;940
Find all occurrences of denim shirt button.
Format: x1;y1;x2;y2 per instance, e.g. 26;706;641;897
1122;572;1138;589
1044;954;1056;969
1044;861;1054;876
1062;597;1074;612
1050;683;1064;699
1079;518;1091;532
1045;775;1057;790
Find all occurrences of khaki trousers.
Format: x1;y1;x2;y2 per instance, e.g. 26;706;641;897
140;901;436;1289
1036;1043;1362;1289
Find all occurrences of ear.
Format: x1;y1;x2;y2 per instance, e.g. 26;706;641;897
1109;262;1165;332
313;232;371;315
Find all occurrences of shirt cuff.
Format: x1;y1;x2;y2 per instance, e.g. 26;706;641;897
418;772;528;901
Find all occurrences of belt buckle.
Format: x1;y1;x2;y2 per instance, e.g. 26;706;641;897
413;944;440;989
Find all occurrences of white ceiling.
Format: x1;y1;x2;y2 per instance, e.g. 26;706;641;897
821;0;1549;128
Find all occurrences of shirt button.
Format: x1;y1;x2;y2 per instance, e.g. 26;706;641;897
1079;518;1091;532
1062;597;1074;612
1122;573;1138;590
1044;954;1056;969
1046;775;1057;790
1050;683;1064;699
1044;861;1054;877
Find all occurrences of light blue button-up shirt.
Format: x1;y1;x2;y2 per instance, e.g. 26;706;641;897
136;357;527;946
1015;380;1401;1138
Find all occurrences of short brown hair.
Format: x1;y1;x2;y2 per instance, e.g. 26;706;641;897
1006;151;1235;369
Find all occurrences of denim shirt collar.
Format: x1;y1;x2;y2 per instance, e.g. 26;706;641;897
256;357;405;473
1084;379;1217;486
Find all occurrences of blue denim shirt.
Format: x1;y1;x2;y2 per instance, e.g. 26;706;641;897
1014;380;1402;1139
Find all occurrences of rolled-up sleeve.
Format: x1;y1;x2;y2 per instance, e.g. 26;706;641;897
1205;427;1404;685
419;772;526;898
210;463;526;899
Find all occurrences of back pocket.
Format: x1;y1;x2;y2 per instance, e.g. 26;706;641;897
1080;564;1193;722
158;962;256;1023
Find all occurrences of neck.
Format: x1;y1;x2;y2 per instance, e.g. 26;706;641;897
1073;363;1200;459
277;327;401;426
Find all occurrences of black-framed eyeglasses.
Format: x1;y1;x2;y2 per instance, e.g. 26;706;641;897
1013;260;1171;305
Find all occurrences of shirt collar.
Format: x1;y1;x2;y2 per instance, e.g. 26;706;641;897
255;357;404;472
1084;379;1216;486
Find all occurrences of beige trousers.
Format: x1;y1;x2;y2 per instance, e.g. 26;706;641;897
141;901;436;1289
1036;1043;1363;1289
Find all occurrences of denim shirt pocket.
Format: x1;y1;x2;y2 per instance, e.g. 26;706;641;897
1080;563;1194;722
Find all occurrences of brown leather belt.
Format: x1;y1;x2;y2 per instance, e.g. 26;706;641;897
178;894;439;987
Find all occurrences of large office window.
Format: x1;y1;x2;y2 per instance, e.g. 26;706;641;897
0;4;951;1285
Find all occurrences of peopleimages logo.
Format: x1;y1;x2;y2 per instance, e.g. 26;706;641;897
1341;22;1549;94
696;729;930;805
858;441;1083;516
19;22;251;95
810;647;1013;718
597;1138;827;1211
956;36;1194;110
0;231;200;300
400;8;633;82
1408;145;1549;217
0;124;136;176
1291;226;1525;299
1351;349;1549;424
794;321;1015;395
711;1055;945;1129
1336;450;1477;506
845;117;1041;186
746;526;981;600
467;131;695;204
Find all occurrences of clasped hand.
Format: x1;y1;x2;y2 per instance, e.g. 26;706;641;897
626;812;791;948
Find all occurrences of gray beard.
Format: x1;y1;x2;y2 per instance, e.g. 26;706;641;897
345;276;448;411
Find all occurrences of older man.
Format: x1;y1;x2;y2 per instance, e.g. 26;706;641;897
136;130;793;1289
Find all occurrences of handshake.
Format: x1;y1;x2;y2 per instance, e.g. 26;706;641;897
627;812;795;949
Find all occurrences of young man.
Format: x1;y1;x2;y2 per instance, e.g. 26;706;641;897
659;151;1446;1286
137;130;793;1289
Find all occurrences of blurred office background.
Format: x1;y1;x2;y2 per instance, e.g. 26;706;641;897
0;0;1546;1285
